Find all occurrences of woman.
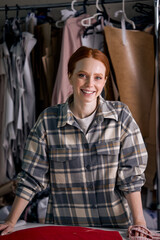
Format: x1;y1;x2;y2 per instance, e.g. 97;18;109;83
0;46;147;237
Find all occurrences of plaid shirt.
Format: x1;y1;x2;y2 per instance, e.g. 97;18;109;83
16;96;148;228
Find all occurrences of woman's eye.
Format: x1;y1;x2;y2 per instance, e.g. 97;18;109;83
95;76;102;80
78;73;86;78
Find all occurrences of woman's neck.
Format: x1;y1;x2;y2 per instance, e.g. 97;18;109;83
70;100;97;119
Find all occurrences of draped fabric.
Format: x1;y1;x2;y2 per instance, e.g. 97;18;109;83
104;26;156;189
0;226;123;240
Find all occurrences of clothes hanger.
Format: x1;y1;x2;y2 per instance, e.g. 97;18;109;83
130;2;154;30
71;0;77;13
132;3;154;16
26;9;37;31
16;4;20;19
11;4;22;45
114;0;136;45
82;0;114;37
1;5;9;43
83;0;121;37
81;0;102;27
100;0;119;24
5;4;9;22
114;0;136;29
96;0;102;12
74;0;88;17
35;8;54;24
55;0;77;28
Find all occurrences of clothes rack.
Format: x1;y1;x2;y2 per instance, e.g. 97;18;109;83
0;0;159;230
0;0;152;11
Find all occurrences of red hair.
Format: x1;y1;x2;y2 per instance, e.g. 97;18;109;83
68;46;110;78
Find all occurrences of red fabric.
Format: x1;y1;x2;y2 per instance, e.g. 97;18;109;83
0;226;123;240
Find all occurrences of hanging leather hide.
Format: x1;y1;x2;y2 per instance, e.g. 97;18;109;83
104;26;155;138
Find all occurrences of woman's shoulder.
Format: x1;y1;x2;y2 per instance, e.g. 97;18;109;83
39;103;66;119
102;98;131;113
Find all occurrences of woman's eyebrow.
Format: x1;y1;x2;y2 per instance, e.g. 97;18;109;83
94;73;104;76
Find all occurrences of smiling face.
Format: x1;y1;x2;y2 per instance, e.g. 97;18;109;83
69;57;107;106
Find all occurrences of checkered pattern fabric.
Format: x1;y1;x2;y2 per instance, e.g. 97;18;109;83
16;96;148;228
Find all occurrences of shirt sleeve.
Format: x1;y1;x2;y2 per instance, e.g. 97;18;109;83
116;104;148;194
16;114;49;201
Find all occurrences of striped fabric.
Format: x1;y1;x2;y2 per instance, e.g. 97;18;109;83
16;96;148;228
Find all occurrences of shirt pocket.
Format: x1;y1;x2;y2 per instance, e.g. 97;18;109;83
95;140;120;183
95;140;120;165
48;147;84;188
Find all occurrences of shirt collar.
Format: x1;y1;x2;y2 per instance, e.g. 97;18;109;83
97;95;118;122
57;95;118;128
57;95;75;128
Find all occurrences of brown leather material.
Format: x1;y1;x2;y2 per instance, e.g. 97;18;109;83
144;142;156;189
144;82;156;189
0;180;17;197
104;26;155;138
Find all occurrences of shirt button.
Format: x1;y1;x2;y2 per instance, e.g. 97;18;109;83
87;183;94;190
83;143;88;149
86;165;90;171
92;205;97;209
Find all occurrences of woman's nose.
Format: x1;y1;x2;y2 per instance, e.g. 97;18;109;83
86;76;93;86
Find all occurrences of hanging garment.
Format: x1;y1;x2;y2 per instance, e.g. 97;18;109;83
26;12;37;34
81;28;104;52
2;31;36;180
22;31;37;129
51;28;63;87
2;42;16;180
42;46;55;104
33;22;52;113
51;15;88;106
104;25;155;138
10;40;28;171
0;43;10;185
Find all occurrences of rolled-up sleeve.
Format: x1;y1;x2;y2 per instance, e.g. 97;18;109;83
117;106;148;193
16;118;49;201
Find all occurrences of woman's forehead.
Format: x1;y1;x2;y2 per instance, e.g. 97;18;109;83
74;58;106;73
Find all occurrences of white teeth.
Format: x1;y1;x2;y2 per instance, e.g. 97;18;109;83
82;90;94;94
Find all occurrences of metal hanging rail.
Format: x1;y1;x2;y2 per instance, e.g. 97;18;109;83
0;0;151;11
